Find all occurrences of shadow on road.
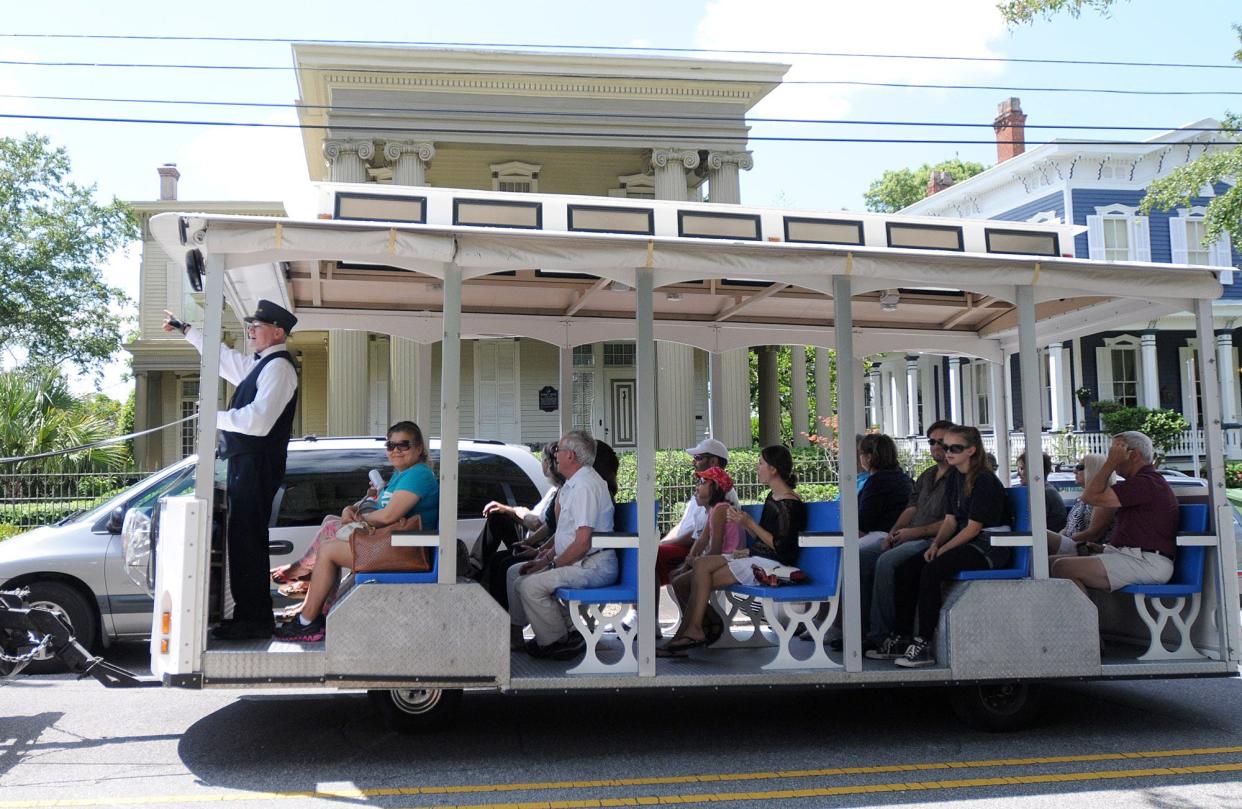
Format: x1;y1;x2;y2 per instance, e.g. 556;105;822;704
174;679;1242;806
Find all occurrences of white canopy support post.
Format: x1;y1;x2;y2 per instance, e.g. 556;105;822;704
437;263;462;584
1194;297;1241;663
833;275;863;672
990;356;1012;484
635;266;658;677
559;344;573;436
1017;286;1050;579
193;256;225;504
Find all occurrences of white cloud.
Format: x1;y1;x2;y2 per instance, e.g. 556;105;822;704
694;0;1009;120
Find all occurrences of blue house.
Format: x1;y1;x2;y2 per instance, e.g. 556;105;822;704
890;99;1239;460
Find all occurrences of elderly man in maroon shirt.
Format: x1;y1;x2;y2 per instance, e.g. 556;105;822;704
1051;431;1178;595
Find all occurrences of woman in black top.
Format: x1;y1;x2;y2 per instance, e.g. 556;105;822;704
889;425;1011;668
658;445;806;656
858;434;914;535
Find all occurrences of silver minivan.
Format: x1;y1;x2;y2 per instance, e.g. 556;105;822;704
0;437;547;669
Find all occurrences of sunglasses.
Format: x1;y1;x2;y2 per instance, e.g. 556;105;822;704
385;440;414;452
927;438;945;447
943;443;969;454
1074;464;1085;471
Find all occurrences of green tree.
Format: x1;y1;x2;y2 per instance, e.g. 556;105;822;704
0;367;130;475
863;158;989;213
1000;3;1242;252
0;134;138;375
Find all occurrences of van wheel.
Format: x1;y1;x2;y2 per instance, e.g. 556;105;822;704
22;581;98;675
950;682;1041;732
368;687;462;733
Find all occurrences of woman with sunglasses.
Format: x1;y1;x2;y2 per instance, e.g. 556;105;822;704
276;421;439;642
1047;452;1117;557
889;425;1010;667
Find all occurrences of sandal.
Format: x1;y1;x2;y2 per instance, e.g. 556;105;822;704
657;635;707;657
278;580;310;599
270;564;310;585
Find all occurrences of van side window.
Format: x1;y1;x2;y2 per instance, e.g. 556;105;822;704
276;449;388;527
458;451;541;514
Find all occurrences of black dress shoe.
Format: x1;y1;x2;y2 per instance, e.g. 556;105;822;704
211;620;275;641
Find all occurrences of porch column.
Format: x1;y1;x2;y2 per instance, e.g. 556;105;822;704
1048;342;1067;430
990;358;1012;484
791;347;810;447
656;342;695;449
323;140;373;183
1141;330;1160;409
385;141;435;186
327;330;368;436
757;346;781;446
814;347;832;434
1216;330;1238;424
390;337;434;431
1017;287;1050;580
833;275;863;673
867;368;882;431
888;366;907;438
705;150;753;204
651;148;700;201
719;348;752;448
905;356;920;436
948;357;963;423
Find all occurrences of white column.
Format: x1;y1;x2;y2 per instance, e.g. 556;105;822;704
920;357;938;423
559;346;574;437
389;337;434;429
867;369;882;430
1217;330;1238;424
384;141;435;186
1140;331;1160;409
323;140;374;183
1017;287;1050;580
905;356;920;436
708;351;724;438
888;366;907;438
1071;337;1085;429
327;330;368;436
757;346;781;446
705;150;753;204
815;347;832;431
635;267;658;676
719;348;752;448
1048;342;1066;430
948;358;963;423
415;343;433;430
990;358;1012;484
651;148;700;202
656;342;695;449
833;276;862;672
791;347;810;446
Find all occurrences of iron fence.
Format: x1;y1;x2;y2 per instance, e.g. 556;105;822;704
0;472;144;532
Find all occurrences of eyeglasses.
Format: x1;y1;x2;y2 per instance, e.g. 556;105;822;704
245;322;272;332
385;440;413;452
927;438;944;447
943;443;969;454
1074;464;1085;471
692;454;710;462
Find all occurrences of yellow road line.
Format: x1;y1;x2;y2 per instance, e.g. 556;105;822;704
4;745;1242;808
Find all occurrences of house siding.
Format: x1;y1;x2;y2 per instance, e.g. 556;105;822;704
518;339;561;445
995;192;1063;224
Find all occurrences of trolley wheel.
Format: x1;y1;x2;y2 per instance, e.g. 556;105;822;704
368;687;462;733
22;581;98;675
950;682;1042;732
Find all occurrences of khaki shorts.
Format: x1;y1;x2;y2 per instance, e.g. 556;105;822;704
1097;545;1175;591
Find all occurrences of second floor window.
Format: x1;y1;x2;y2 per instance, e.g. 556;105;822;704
1087;204;1150;262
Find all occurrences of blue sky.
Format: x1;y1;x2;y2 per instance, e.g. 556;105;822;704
2;0;1239;397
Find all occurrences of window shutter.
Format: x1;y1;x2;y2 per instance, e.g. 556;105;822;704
1131;217;1152;262
1209;231;1234;268
1086;215;1105;260
1169;216;1189;264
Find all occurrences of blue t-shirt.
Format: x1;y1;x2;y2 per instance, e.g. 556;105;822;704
381;463;440;530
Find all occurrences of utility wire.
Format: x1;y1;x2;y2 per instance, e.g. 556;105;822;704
0;92;1234;133
1;33;1238;71
0;59;1239;97
3;111;1229;147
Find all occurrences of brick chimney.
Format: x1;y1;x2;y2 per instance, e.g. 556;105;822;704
157;163;180;201
994;97;1026;163
926;170;956;197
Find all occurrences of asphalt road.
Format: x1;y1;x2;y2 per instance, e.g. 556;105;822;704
2;642;1242;809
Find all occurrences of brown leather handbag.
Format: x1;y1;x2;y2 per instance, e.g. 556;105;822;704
349;515;432;573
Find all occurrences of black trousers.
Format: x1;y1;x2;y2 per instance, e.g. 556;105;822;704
892;544;989;641
225;452;281;625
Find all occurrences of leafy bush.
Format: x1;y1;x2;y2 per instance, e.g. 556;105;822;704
1098;405;1151;435
1096;404;1189;459
0;524;25;542
1226;462;1242;489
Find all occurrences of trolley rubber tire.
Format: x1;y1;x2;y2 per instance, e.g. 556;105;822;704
21;581;98;675
368;687;462;733
950;682;1042;732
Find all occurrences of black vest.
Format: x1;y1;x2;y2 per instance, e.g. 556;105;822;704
219;350;298;460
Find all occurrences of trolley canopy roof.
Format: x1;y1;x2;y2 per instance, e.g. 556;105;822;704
150;185;1228;362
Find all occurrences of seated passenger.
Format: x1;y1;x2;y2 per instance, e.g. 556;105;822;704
667;467;744;615
275;421;439;642
1051;431;1178;595
476;443;564;610
861;420;954;658
657;445;806;657
1017;450;1068;534
1045;452;1117;557
508;430;616;660
655;439;738;635
889;425;1010;668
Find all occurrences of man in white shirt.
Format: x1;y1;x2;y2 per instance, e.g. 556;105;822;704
654;438;738;632
509;430;616;660
165;300;298;640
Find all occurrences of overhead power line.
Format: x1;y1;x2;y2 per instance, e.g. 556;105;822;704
1;33;1238;71
0;92;1234;133
0;59;1238;97
1;112;1225;147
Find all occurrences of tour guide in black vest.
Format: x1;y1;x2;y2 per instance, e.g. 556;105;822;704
165;300;299;640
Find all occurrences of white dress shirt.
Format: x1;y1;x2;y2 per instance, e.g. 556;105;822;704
185;326;299;437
